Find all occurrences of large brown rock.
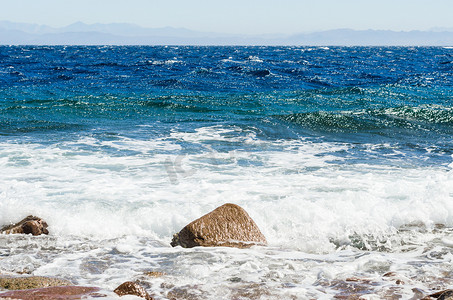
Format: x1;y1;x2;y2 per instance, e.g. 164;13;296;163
0;286;101;299
170;203;267;248
114;281;153;300
0;216;49;236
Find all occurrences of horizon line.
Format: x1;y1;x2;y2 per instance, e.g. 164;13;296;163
1;20;453;36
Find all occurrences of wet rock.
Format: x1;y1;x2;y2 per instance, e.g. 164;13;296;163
0;286;101;299
382;272;406;286
329;278;376;299
114;281;153;300
383;272;397;277
166;282;274;300
171;203;267;248
0;216;49;236
430;290;453;300
165;285;204;300
231;282;271;300
143;271;165;278
0;276;72;290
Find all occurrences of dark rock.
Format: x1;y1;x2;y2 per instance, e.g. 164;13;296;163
1;216;49;235
431;290;453;300
0;286;101;299
171;203;267;248
383;272;397;277
114;281;153;300
0;276;72;290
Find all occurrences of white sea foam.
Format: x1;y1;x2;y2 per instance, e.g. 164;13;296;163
246;55;263;63
1;125;452;298
1;126;452;244
148;59;181;65
220;58;244;64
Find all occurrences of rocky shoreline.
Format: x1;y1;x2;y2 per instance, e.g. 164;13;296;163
1;273;452;300
1;204;452;299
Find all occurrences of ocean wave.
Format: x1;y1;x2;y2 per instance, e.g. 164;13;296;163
0;120;85;135
278;111;376;132
277;105;453;133
139;99;217;113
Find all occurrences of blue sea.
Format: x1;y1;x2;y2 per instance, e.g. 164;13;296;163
0;46;453;299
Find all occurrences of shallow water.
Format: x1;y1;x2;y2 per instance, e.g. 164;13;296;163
0;46;452;299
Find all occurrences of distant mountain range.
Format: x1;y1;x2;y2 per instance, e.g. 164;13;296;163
1;21;453;46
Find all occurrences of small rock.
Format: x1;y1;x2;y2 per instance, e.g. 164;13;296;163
345;277;372;283
0;286;101;299
144;271;165;278
171;203;267;248
383;272;397;277
1;216;49;236
231;282;272;300
166;285;204;300
114;281;153;300
0;276;72;290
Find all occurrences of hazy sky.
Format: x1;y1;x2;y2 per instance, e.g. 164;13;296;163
1;0;452;34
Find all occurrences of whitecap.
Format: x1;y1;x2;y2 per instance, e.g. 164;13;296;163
246;55;263;62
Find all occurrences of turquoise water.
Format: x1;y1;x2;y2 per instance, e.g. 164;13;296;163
1;46;453;166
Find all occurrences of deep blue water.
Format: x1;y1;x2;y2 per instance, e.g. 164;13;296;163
1;46;453;167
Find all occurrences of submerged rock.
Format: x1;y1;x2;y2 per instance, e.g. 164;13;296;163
114;281;153;300
0;276;72;290
171;203;267;248
0;215;49;236
0;286;101;299
165;282;273;300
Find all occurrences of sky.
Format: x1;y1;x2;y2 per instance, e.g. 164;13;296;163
1;0;453;35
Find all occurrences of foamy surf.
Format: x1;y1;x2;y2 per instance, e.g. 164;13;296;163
1;127;453;298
